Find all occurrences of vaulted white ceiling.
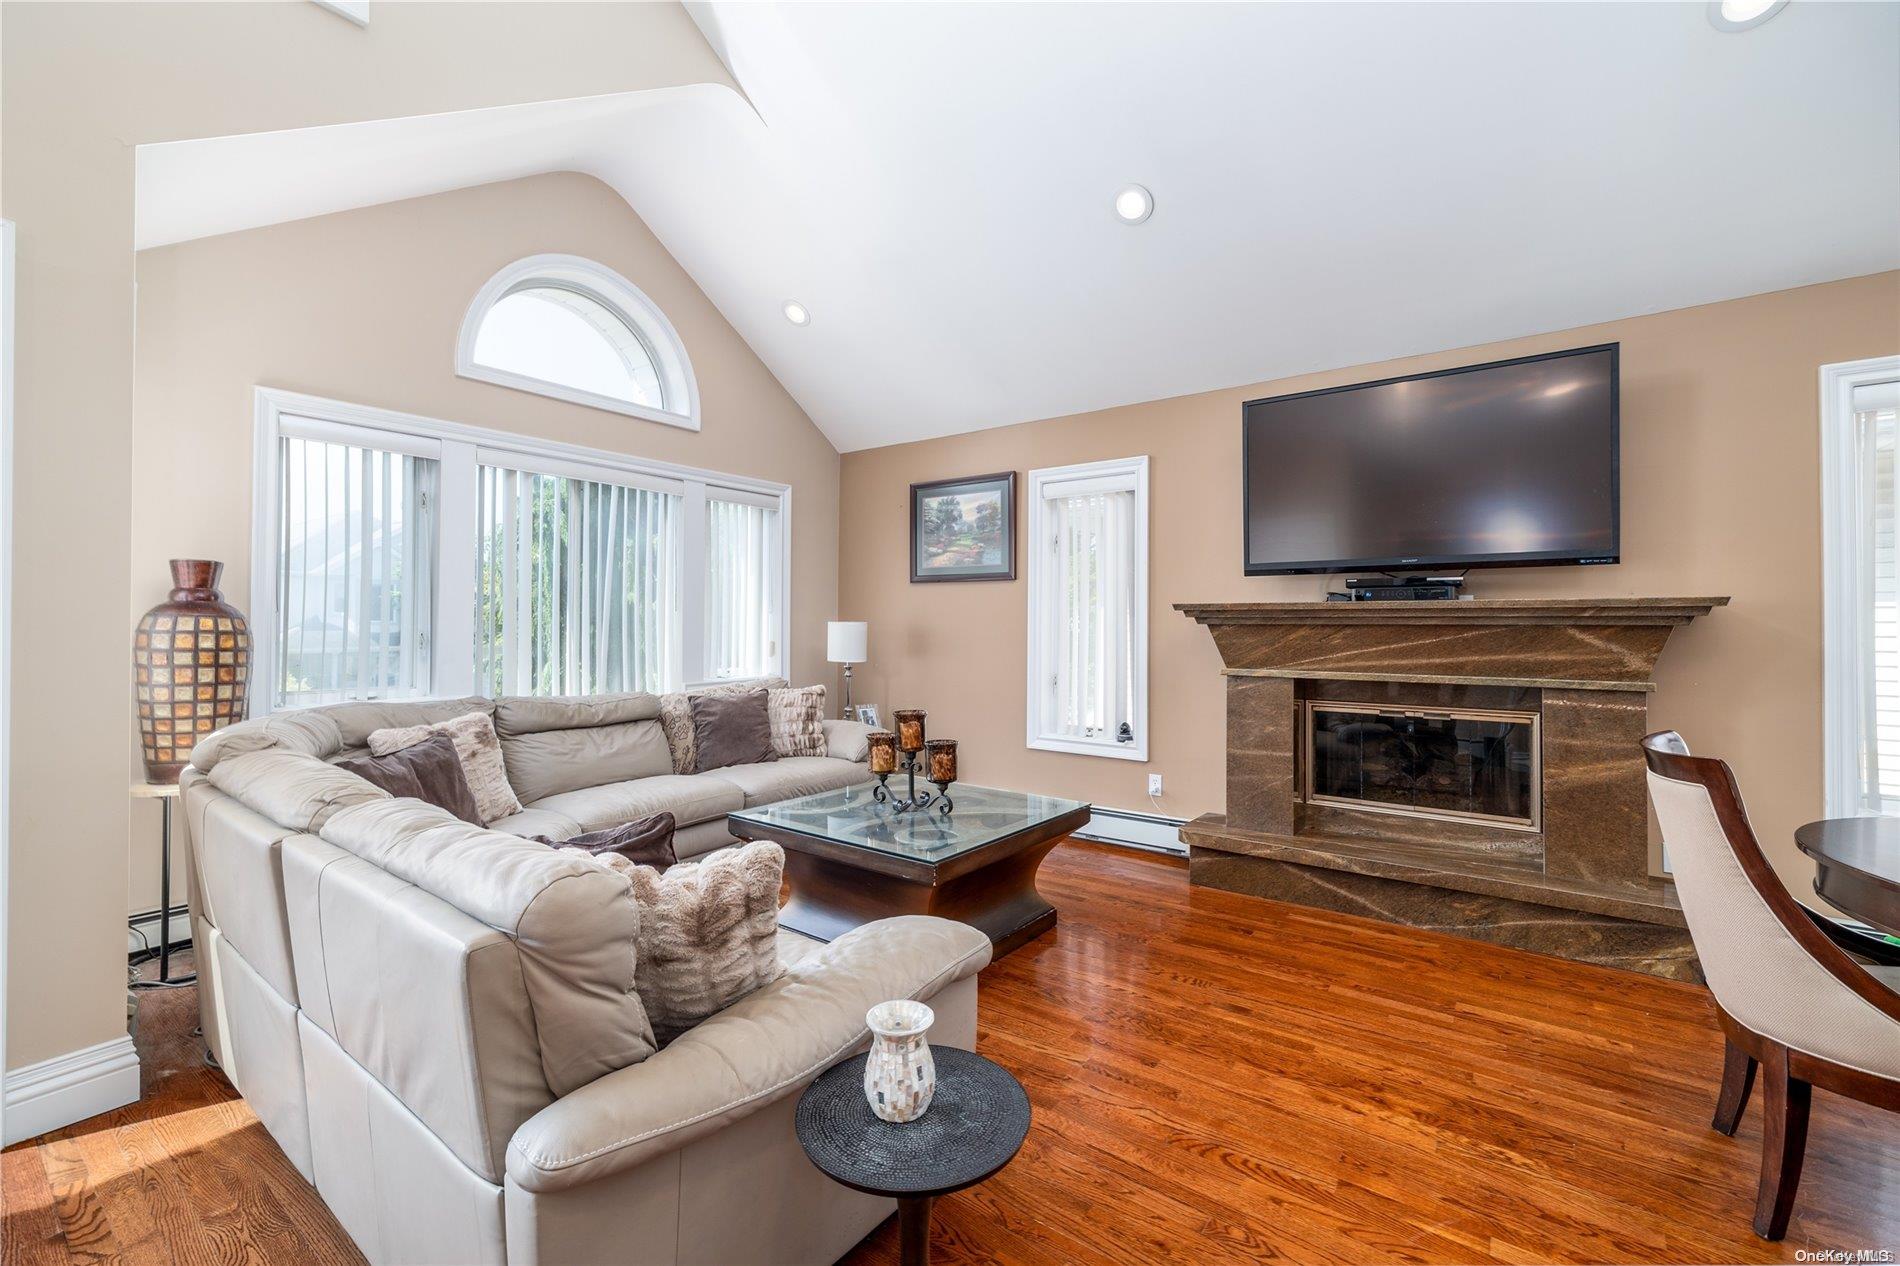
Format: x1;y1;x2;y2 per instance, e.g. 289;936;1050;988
137;1;1900;452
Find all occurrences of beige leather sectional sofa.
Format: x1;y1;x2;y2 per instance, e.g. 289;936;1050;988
179;691;992;1266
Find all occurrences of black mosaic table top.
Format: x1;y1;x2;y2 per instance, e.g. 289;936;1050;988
795;1046;1031;1198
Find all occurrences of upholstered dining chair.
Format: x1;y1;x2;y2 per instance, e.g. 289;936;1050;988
1642;731;1900;1240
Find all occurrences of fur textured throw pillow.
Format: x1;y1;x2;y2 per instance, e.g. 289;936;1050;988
604;840;786;1044
767;685;827;758
368;710;523;824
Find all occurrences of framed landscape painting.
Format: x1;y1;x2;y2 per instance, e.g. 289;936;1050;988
910;472;1016;582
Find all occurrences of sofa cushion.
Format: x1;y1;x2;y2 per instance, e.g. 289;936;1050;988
494;693;662;735
767;685;827;758
500;719;673;805
325;696;496;750
319;797;657;1096
371;711;523;824
703;756;870;808
336;733;484;826
486;807;585;842
691;689;778;773
527;774;745;832
207;748;390;833
615;840;785;1044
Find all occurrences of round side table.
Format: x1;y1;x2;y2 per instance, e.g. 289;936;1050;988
795;1045;1030;1266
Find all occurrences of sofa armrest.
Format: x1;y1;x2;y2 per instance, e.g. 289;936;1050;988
821;718;874;762
505;915;990;1192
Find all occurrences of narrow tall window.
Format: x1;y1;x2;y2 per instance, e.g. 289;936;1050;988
1027;457;1149;760
476;465;682;696
704;495;782;681
275;433;436;708
1822;358;1900;816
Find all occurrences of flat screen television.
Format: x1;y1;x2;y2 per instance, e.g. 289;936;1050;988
1242;343;1619;576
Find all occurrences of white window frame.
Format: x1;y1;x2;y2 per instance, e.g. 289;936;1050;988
1025;455;1150;761
251;387;787;713
1820;354;1900;817
455;253;701;432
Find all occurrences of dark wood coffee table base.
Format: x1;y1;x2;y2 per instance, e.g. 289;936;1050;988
731;797;1088;959
775;834;1063;957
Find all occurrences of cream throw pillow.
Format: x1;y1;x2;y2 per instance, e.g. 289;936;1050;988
767;684;827;758
596;840;785;1043
369;710;524;824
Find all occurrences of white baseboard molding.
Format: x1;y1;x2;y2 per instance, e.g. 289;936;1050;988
1071;806;1188;856
128;904;192;957
3;1035;141;1146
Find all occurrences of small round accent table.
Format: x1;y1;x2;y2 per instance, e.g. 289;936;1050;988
795;1046;1030;1266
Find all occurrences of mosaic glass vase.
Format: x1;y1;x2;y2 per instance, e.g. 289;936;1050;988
863;999;936;1123
134;559;252;784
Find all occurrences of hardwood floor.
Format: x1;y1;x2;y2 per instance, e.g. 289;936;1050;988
6;841;1896;1264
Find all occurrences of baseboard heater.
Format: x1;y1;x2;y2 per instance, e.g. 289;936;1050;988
1071;806;1188;856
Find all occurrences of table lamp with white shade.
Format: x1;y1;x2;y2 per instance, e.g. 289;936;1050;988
826;621;868;720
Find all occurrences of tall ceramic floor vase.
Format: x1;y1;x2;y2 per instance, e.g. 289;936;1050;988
864;1000;937;1123
134;559;252;784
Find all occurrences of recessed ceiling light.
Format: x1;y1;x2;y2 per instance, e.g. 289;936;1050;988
1113;184;1154;225
1707;0;1787;31
782;300;810;326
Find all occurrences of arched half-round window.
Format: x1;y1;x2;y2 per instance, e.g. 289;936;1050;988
456;254;700;430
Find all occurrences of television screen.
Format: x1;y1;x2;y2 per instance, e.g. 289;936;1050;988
1242;344;1619;575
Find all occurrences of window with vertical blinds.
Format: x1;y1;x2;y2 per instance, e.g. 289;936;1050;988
1026;457;1149;760
275;434;437;708
704;496;782;681
1856;386;1900;811
254;391;789;713
476;465;682;696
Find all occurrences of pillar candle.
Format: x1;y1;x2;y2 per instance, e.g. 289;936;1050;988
926;738;958;784
895;709;926;753
867;730;898;775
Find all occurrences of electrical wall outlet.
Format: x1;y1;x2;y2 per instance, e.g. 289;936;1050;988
1147;773;1164;796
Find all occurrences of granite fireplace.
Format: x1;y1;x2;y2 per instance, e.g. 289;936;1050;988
1176;597;1728;982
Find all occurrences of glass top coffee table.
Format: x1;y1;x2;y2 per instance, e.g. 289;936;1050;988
730;783;1089;958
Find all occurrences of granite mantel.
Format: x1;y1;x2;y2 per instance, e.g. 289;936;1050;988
1174;597;1730;692
1176;596;1729;981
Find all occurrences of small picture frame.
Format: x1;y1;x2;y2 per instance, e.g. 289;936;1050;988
910;472;1016;582
854;704;882;728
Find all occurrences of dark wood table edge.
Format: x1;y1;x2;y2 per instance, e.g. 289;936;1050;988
1794;817;1900;938
729;798;1091;883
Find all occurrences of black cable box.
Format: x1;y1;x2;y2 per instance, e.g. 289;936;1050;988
1326;577;1465;602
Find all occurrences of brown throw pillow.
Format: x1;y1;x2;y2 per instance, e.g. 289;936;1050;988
336;733;484;826
368;710;523;823
689;688;778;772
532;812;678;872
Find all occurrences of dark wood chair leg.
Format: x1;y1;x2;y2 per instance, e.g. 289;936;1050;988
1712;1037;1756;1136
1753;1043;1811;1241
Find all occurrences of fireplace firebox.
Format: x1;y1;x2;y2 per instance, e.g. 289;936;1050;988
1303;702;1540;830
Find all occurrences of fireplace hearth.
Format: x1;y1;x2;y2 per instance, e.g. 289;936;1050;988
1175;597;1728;982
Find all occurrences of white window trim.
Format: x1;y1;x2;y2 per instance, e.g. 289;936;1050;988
1025;455;1150;761
251;387;788;713
455;253;702;432
1820;354;1900;817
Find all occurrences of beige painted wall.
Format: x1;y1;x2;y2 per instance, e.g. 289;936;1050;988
3;0;737;1073
126;171;841;916
840;272;1900;899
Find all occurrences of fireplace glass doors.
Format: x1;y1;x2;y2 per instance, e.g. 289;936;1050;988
1303;702;1539;830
